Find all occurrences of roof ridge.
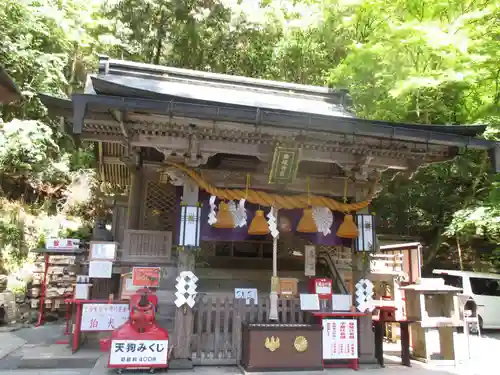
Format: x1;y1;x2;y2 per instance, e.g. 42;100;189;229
97;55;351;105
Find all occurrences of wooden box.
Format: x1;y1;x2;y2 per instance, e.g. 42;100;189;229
241;323;323;371
279;278;298;298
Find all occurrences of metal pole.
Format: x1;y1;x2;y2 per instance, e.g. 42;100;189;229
35;253;50;327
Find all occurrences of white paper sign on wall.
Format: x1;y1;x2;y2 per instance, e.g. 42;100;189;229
322;319;358;360
89;260;113;278
109;340;168;366
234;288;258;305
81;303;129;331
90;241;117;261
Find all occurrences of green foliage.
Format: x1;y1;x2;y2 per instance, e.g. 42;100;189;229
0;0;104;271
0;120;69;189
0;0;499;273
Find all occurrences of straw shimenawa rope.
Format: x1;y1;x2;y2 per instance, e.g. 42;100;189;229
165;162;375;212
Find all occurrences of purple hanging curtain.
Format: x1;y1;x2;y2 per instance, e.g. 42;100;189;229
198;192;352;247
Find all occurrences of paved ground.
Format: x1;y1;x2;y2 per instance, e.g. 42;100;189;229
11;323;66;345
0;325;499;375
0;366;474;375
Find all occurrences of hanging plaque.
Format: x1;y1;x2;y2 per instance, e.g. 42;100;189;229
268;146;302;184
304;245;316;276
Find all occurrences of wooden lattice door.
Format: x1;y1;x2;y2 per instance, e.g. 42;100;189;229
142;181;177;231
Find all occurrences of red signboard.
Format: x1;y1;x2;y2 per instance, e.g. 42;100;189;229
132;267;161;287
45;238;80;251
309;278;333;300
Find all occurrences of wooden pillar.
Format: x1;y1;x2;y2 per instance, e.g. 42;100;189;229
352;188;377;364
171;177;198;368
127;166;144;229
172;250;195;366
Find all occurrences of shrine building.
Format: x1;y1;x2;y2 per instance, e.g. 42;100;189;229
39;56;500;366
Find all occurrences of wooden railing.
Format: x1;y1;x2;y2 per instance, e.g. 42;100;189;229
120;229;172;264
370;253;404;274
190;297;306;365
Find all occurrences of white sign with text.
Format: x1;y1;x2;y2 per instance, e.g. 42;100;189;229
45;238;80;251
322;319;358;360
89;260;113;278
234;288;258;305
109;340;168;366
81;303;129;331
90;242;117;261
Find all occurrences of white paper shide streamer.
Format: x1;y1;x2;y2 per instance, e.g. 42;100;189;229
175;271;198;308
208;195;217;225
236;198;247;227
312;207;334;236
227;201;239;228
355;279;374;313
267;207;279;238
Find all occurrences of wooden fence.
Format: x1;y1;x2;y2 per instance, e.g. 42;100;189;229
190;297;308;365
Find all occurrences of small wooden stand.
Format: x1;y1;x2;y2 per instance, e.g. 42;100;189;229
311;312;366;371
373;306;413;367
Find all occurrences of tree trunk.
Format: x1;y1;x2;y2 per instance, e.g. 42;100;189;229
153;8;166;65
423;226;444;271
456;235;464;270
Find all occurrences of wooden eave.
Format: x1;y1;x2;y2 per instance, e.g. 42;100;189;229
97;152;376;196
66;93;490;148
39;94;500;187
37;55;500;189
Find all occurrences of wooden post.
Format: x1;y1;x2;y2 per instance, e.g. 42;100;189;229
127;165;143;230
352;187;377;364
172;249;195;367
170;177;199;368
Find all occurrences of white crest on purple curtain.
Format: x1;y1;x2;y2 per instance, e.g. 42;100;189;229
229;200;246;228
312;207;334;236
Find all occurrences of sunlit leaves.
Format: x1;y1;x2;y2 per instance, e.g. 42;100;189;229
1;0;499;271
0;120;71;187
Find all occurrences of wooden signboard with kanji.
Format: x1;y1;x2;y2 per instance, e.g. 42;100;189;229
268;146;302;184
